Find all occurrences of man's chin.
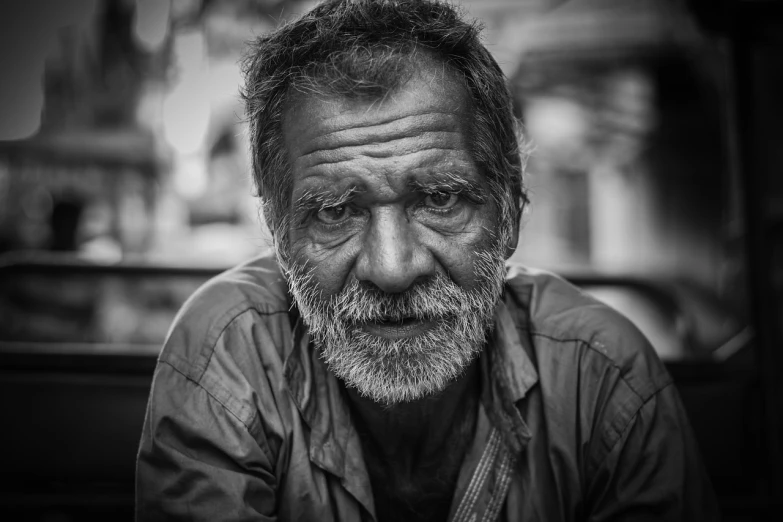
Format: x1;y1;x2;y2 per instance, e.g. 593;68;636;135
321;337;479;405
343;372;451;406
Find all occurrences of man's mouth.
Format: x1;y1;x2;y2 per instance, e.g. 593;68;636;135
359;316;436;339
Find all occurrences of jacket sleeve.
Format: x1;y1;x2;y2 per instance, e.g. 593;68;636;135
135;361;278;521
585;383;720;522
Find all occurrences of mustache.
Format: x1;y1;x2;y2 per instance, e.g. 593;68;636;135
287;247;507;333
325;273;470;324
289;268;477;325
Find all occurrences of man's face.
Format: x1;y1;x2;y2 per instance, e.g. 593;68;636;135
282;63;509;405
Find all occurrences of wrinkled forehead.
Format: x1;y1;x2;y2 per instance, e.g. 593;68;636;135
280;65;475;185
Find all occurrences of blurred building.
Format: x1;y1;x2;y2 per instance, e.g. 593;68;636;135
509;0;728;289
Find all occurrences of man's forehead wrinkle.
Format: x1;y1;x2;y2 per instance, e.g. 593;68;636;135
300;145;466;170
294;169;367;190
301;125;458;155
293;110;465;156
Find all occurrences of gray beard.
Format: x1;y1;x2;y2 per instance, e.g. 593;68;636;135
286;248;507;406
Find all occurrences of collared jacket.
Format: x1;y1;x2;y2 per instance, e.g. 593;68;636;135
136;254;719;521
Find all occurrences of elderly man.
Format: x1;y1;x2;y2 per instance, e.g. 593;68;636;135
136;0;718;520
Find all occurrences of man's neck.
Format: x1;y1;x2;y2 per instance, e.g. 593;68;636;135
344;359;480;471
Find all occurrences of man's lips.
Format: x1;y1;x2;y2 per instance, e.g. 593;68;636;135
359;317;436;339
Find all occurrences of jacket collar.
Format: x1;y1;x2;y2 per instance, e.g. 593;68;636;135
482;299;539;454
283;316;375;514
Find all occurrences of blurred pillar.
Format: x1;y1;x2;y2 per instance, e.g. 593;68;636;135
727;0;783;502
588;162;657;273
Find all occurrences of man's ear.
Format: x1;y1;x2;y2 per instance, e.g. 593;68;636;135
504;210;521;260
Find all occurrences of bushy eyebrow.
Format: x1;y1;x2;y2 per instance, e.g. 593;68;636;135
408;172;488;203
292;185;362;223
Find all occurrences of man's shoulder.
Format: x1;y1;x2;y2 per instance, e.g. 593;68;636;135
504;263;671;400
178;252;290;319
504;263;638;343
158;253;292;378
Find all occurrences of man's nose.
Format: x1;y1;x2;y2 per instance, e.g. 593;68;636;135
354;207;434;293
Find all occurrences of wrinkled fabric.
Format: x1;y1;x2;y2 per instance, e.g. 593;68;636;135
136;255;719;521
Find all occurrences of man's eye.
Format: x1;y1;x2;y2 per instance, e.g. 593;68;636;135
316;205;349;224
424;192;459;209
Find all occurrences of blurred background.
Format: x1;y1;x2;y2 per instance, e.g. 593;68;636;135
0;0;781;520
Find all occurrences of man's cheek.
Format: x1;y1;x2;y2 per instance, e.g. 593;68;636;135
427;242;493;290
290;241;358;297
